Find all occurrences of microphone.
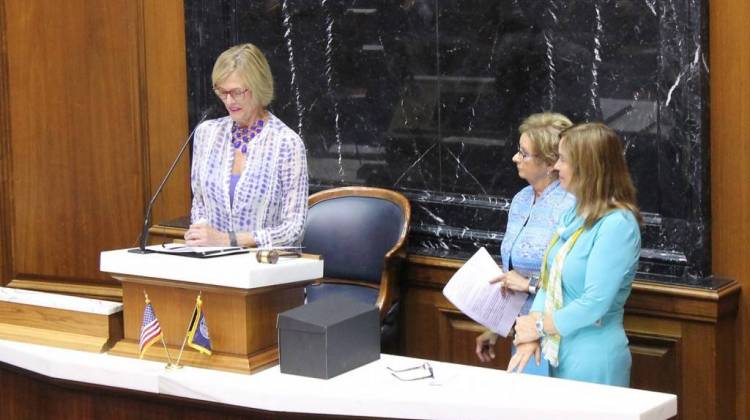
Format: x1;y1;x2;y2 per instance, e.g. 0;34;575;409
130;106;215;254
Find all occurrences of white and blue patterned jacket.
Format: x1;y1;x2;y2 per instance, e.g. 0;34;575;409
500;181;575;313
190;113;308;247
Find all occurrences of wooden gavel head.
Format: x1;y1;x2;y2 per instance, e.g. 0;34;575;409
256;250;280;264
256;249;302;264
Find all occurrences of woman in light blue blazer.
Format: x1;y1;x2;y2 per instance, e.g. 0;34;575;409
509;122;641;387
475;113;575;376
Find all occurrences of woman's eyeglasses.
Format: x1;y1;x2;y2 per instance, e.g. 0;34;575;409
213;87;249;101
516;146;540;160
387;362;434;381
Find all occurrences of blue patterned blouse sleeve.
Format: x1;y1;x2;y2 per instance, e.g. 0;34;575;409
252;135;308;247
189;121;210;223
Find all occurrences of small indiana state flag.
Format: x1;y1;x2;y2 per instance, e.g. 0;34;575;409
139;300;163;359
187;294;212;356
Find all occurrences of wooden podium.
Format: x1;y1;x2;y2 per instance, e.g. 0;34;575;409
100;248;323;374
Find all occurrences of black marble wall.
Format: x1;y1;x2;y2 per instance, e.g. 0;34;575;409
184;0;710;283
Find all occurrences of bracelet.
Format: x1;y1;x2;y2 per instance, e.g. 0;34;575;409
528;284;537;294
228;231;238;247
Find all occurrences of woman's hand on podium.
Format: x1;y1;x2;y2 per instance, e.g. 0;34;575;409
184;221;229;247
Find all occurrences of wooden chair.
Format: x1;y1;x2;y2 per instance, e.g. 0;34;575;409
302;187;411;350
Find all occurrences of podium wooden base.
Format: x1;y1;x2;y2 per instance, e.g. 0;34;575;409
108;339;278;373
108;275;305;374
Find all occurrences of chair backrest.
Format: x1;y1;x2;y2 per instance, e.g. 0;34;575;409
302;187;410;285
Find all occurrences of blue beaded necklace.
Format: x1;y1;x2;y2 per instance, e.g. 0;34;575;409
231;117;265;154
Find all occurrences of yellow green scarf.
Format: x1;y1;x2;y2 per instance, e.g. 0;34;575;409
539;226;584;367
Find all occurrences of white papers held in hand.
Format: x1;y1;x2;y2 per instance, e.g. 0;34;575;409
442;247;527;337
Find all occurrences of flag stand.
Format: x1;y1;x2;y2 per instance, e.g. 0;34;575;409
173;296;197;368
174;291;211;367
161;336;179;370
139;290;175;367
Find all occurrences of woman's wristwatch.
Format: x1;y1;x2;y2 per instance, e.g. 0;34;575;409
527;274;539;294
535;314;547;338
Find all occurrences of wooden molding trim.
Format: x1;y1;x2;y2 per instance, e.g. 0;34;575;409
632;280;741;301
406;253;741;322
0;0;13;286
148;225;187;240
408;253;740;295
626;281;741;323
6;279;123;301
407;254;463;270
135;0;151;208
309;277;379;289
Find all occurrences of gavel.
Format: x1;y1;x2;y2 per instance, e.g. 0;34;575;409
256;249;302;264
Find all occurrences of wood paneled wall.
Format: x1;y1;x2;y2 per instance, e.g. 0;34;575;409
0;0;189;299
141;0;191;233
0;1;12;286
0;0;748;418
710;1;750;419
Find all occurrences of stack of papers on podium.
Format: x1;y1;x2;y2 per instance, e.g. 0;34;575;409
148;243;249;258
442;247;527;337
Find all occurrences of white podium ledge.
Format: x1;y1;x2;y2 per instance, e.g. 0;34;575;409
0;287;122;315
100;248;324;289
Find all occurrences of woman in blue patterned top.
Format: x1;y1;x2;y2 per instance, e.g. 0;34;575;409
475;113;575;376
184;44;308;249
509;123;641;387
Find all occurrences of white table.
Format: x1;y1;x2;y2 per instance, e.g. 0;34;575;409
0;339;677;420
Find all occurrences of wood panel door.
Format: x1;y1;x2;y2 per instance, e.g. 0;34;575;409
710;1;750;418
0;0;189;299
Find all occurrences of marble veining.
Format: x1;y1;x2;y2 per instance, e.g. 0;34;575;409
184;0;709;284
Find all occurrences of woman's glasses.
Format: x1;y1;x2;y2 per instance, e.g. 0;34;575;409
387;362;434;381
516;146;540;160
213;87;249;101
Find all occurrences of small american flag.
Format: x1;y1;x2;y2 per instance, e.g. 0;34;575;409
138;301;163;359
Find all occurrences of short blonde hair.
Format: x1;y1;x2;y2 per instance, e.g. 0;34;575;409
212;43;274;108
560;122;641;227
519;112;573;167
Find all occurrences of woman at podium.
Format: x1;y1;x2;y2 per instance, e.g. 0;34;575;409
509;122;641;387
184;43;308;248
474;112;575;375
